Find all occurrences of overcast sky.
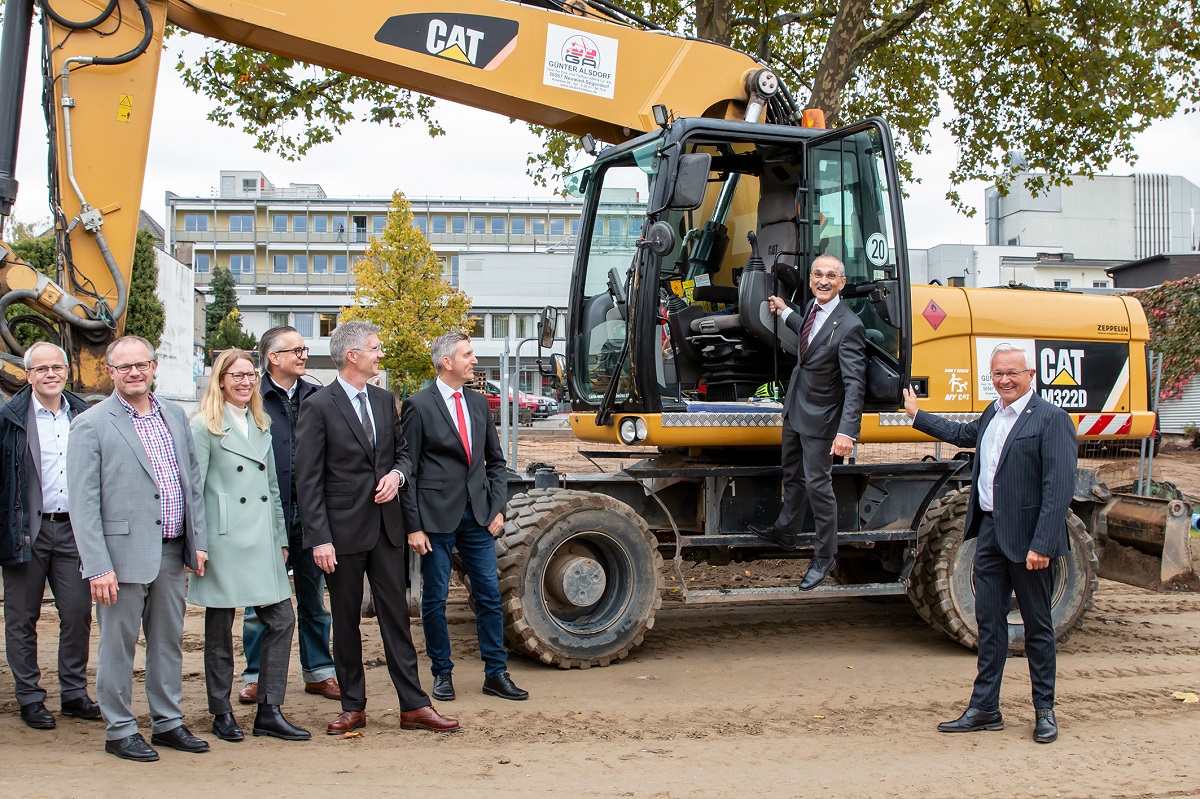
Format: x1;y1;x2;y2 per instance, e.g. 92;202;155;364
9;35;1200;250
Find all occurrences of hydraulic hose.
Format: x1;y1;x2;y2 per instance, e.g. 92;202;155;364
0;289;38;354
40;0;119;30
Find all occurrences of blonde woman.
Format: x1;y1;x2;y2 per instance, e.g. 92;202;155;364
189;349;309;742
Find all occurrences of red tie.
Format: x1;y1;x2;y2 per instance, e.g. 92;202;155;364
453;391;471;465
799;305;819;357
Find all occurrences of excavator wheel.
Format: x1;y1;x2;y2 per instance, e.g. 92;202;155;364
497;489;663;669
907;486;1097;653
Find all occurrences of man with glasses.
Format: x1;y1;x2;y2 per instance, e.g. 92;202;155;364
1;342;98;730
68;336;210;761
748;254;867;591
903;343;1076;744
237;326;341;706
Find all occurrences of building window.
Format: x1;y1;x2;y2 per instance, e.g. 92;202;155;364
515;314;536;339
241;178;256;193
312;215;328;233
491;217;506;235
333;216;347;239
491;314;510;339
630;218;643;238
570;217;580;236
319;312;338;337
229;254;253;274
184;213;209;232
372;215;386;235
294;313;313;338
609;218;624;241
511;217;526;235
472;216;487;234
272;214;288;233
1093;280;1109;288
470;317;485;338
1054;279;1070;289
451;216;466;234
531;217;546;236
312;255;328;274
270;312;289;328
550;217;565;236
194;253;211;273
414;216;427;235
333;255;348;274
292;215;306;233
431;215;447;234
293;255;308;274
273;254;288;274
229;214;254;233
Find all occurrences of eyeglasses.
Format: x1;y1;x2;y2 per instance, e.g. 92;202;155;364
990;370;1032;380
351;345;385;354
275;346;309;358
109;361;154;375
29;364;68;376
811;269;844;281
224;371;259;383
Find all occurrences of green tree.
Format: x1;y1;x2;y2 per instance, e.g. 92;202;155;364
171;2;1199;212
4;229;56;349
204;264;255;360
124;228;165;349
341;191;471;393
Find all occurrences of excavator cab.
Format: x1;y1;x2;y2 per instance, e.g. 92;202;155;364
564;117;910;447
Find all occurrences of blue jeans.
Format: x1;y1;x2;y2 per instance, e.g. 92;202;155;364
421;508;507;678
243;512;334;684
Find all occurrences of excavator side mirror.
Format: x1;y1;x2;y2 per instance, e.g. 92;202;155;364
538;305;559;349
668;153;711;210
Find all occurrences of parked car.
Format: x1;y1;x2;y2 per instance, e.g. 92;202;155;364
529;393;559;419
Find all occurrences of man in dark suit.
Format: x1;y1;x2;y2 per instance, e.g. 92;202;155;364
402;333;527;703
296;320;458;734
903;343;1076;744
749;254;867;590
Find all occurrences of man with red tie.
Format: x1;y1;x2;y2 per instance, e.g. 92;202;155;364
402;332;528;703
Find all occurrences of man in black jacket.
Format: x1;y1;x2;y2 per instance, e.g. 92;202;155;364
238;326;340;704
0;342;100;729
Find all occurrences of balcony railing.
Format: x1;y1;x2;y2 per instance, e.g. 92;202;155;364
175;227;578;251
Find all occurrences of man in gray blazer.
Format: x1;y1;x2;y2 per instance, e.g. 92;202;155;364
749;254;867;590
903;343;1076;743
68;336;210;762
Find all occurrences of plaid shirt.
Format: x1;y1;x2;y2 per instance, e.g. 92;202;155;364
117;393;185;539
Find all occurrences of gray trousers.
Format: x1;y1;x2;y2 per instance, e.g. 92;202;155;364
95;537;186;741
205;600;294;714
2;518;92;707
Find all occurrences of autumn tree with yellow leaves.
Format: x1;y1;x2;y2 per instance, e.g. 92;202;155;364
342;191;472;393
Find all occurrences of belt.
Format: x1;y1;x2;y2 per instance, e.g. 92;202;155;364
43;511;70;522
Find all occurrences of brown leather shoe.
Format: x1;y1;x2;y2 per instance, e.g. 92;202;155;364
326;710;366;735
400;705;459;732
305;678;342;700
237;683;258;705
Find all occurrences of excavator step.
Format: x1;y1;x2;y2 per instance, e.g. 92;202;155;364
676;530;915;548
682;581;907;604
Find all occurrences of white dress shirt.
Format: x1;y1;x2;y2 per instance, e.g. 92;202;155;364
977;389;1035;512
435;377;471;458
334;375;403;484
33;394;71;513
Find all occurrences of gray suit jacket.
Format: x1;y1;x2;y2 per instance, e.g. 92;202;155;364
913;392;1077;561
67;394;208;582
783;299;867;440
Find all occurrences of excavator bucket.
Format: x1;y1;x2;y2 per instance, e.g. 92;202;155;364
1092;486;1199;592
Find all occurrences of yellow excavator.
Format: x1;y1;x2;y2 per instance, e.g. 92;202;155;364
0;0;1193;668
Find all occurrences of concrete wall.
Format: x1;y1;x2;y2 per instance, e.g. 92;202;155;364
153;248;198;401
994;175;1137;260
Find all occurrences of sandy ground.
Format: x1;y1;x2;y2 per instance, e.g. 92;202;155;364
2;433;1199;798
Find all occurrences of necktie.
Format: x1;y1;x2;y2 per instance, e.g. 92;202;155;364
453;391;472;465
799;305;819;357
357;391;375;449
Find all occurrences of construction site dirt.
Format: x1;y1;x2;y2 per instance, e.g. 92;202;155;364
1;433;1197;798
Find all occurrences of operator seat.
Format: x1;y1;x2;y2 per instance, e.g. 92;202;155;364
738;173;801;355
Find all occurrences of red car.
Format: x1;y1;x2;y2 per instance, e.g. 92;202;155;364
480;380;540;415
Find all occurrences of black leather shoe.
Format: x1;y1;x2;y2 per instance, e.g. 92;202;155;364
799;556;836;591
61;695;102;720
105;732;159;762
253;704;311;741
150;724;210;753
211;712;244;742
1033;708;1058;743
747;522;799;551
482;672;529;701
432;672;455;702
937;706;1004;733
19;701;55;730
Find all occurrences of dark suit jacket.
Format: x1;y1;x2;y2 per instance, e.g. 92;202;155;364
913;392;1077;561
295;381;411;554
399;383;507;534
260;375;320;531
782;299;867;440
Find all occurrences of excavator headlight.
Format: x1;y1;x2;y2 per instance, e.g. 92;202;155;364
634;418;648;441
618;418;638;445
652;104;670;128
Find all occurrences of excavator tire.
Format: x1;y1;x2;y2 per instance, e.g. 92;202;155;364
907;486;1097;653
497;489;663;669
